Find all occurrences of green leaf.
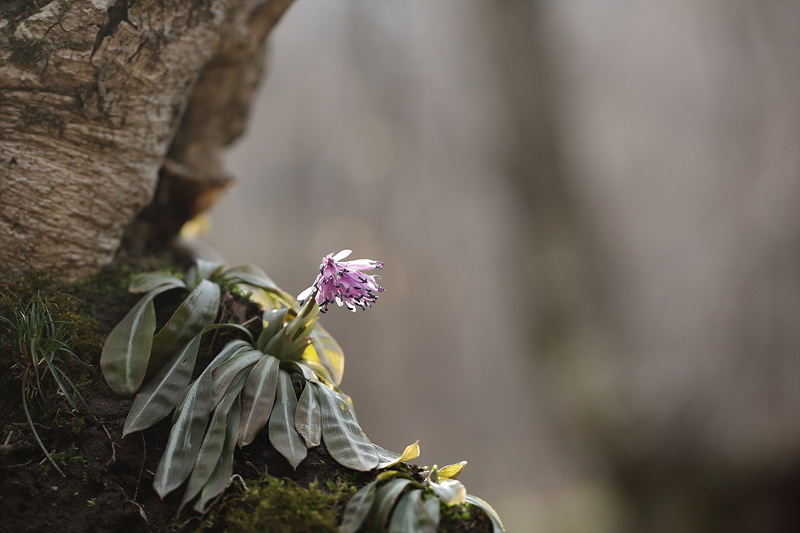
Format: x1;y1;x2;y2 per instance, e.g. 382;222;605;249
464;494;506;533
221;264;280;292
124;332;203;435
186;259;224;287
315;383;379;471
153;373;212;498
129;272;185;294
172;339;251;425
423;494;441;529
305;326;344;385
101;286;172;396
294;380;321;448
148;279;220;374
194;394;241;513
340;480;378;533
238;353;280;446
210;350;262;407
367;478;413;531
268;370;307;469
438;461;468;481
429;479;467;505
389;489;436;533
180;370;248;509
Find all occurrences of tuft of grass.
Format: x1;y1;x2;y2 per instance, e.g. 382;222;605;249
0;290;87;476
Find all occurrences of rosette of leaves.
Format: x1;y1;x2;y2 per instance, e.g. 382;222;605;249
105;263;416;513
340;461;505;533
100;259;288;396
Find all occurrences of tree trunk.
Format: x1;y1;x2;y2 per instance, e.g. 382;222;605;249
0;0;293;281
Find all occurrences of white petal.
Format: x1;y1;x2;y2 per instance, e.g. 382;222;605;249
332;249;352;261
297;285;314;302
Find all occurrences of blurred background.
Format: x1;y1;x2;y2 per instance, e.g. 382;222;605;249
202;1;799;532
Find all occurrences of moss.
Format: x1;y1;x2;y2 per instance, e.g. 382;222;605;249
5;37;45;66
199;476;357;533
17;104;64;133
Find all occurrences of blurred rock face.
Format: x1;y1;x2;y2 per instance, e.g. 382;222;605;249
206;1;799;532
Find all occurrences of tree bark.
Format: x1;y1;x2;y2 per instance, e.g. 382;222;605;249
0;0;293;281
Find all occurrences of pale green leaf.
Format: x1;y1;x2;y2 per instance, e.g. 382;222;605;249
389;489;436;533
101;290;162;396
294;381;321;448
129;273;185;294
464;494;506;533
180;370;248;509
315;383;379;471
123;332;203;435
237;354;280;446
429;479;467;505
210;350;262;407
153;374;212;498
148;279;220;374
340;480;378;533
366;478;413;531
268;370;307;469
186;259;224;287
221;264;280;293
171;339;251;425
193;394;241;513
438;461;468;481
423;494;441;529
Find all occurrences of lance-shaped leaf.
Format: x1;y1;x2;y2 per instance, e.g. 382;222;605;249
374;440;421;469
294;381;321;448
180;370;248;509
221;264;281;293
238;353;280;446
424;495;442;529
193;395;241;513
366;478;413;531
438;461;468;481
129;273;185;294
171;339;251;425
389;489;436;533
148;279;220;374
429;479;467;505
315;383;379;471
153;373;213;498
269;370;307;469
464;495;506;532
101;283;179;396
185;259;224;288
124;332;203;435
210;350;262;407
340;480;378;533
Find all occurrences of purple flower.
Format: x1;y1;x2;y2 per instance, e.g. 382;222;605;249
298;249;384;313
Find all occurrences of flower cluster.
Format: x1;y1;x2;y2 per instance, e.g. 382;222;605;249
298;249;384;313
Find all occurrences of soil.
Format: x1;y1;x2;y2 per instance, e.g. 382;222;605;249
0;266;493;533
